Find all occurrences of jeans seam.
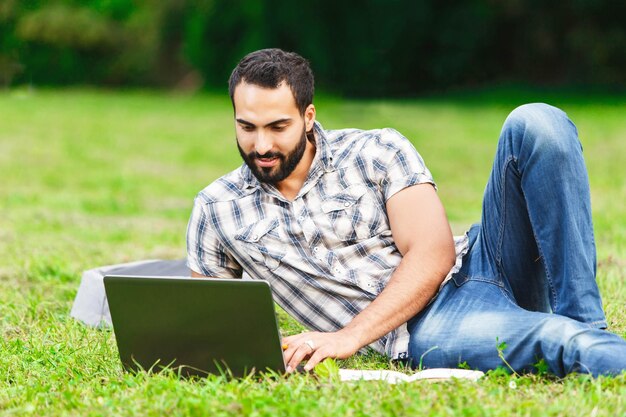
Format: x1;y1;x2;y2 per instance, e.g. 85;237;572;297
495;156;516;267
528;218;558;313
498;285;519;307
495;155;518;287
457;272;504;288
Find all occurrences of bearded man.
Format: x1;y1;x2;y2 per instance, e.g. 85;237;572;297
186;48;626;376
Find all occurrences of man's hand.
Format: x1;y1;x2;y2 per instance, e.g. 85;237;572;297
282;330;361;372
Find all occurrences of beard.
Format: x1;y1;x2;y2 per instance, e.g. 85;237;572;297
237;128;309;185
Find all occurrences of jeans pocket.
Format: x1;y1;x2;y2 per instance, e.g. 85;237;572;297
451;246;473;287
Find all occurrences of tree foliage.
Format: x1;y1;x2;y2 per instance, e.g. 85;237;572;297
1;0;624;94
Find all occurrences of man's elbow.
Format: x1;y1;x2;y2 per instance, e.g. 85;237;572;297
444;238;457;267
431;238;457;280
191;269;209;278
404;237;457;284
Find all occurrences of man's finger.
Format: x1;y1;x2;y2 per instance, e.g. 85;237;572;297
283;337;309;364
282;344;299;365
304;348;329;372
287;342;314;372
283;338;301;361
281;336;300;363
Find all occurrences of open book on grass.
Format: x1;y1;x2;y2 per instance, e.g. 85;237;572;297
338;368;484;383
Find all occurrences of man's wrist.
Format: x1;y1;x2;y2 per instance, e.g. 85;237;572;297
338;325;369;352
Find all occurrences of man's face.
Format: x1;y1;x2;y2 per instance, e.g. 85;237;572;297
233;81;313;184
237;127;307;185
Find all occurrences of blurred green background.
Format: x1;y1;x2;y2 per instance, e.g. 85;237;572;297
1;0;625;95
1;3;625;414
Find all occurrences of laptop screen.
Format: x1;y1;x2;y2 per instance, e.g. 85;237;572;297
104;275;286;377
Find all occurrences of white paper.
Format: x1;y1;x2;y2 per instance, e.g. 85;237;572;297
339;368;484;383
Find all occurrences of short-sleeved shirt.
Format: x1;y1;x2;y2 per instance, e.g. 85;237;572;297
186;121;468;359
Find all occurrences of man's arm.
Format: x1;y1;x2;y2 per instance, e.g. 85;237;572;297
282;183;456;372
186;195;243;279
191;270;210;278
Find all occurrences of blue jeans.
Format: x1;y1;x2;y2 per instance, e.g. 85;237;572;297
407;103;626;376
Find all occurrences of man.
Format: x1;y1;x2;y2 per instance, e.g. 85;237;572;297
187;48;626;376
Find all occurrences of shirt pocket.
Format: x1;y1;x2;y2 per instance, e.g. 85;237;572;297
321;184;385;242
234;217;286;271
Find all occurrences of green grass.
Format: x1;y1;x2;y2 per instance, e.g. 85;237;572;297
1;87;625;416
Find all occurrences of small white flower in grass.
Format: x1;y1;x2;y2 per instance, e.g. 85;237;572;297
508;380;517;389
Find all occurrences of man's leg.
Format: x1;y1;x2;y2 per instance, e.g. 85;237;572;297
407;279;626;376
407;103;623;375
480;102;606;325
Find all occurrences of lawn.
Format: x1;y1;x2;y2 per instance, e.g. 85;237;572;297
0;88;624;416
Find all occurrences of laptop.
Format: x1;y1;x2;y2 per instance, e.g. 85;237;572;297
103;275;286;377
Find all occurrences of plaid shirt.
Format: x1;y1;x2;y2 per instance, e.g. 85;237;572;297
187;121;468;359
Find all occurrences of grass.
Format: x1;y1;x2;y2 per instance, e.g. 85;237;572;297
0;87;625;416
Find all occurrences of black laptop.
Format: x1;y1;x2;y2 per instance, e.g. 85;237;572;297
103;275;286;377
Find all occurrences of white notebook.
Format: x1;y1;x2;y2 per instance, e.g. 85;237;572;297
339;368;484;383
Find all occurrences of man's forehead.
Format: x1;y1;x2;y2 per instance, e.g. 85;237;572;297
233;81;299;123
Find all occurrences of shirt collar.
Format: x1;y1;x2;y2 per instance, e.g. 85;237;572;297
314;121;335;173
240;120;334;189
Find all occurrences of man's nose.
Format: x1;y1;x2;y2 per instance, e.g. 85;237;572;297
255;130;273;155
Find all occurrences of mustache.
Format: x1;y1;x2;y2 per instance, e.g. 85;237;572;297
249;151;284;159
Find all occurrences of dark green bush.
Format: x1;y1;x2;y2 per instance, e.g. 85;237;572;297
1;0;624;94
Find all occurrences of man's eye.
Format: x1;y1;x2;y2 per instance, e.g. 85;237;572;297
241;125;254;132
272;126;286;132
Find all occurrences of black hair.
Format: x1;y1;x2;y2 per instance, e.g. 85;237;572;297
228;48;314;115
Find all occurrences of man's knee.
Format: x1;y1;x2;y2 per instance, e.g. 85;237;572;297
502;103;581;158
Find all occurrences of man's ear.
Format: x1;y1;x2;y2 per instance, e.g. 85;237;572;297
304;104;316;132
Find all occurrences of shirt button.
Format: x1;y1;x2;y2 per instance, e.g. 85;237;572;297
313;246;319;253
343;202;351;207
298;216;304;221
